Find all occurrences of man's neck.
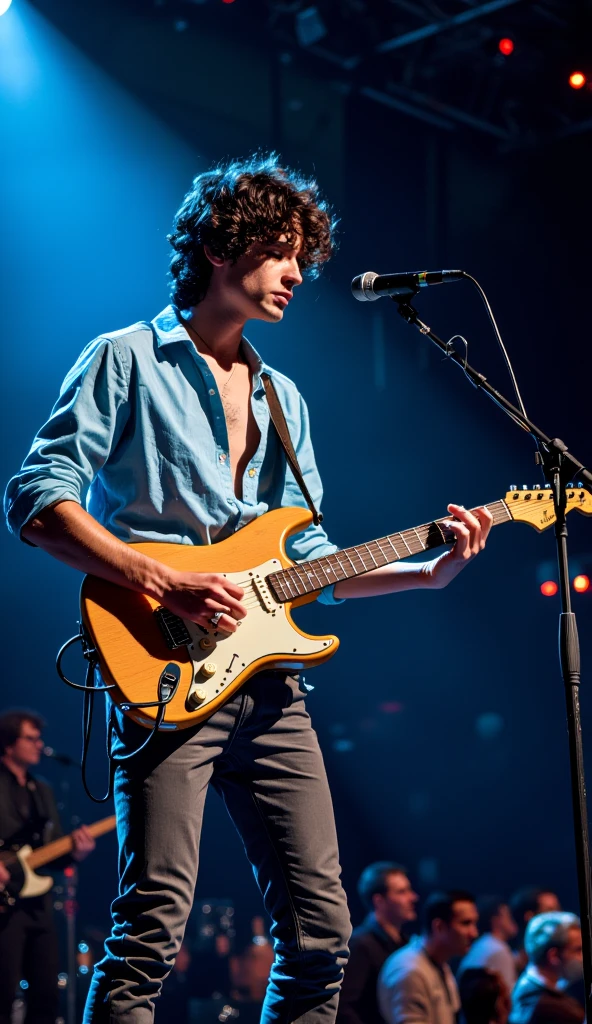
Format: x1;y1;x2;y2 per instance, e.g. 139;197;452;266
423;936;449;966
1;755;28;787
186;299;246;367
373;911;402;945
529;963;559;990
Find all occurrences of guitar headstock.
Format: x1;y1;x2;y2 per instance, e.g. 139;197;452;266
505;484;592;531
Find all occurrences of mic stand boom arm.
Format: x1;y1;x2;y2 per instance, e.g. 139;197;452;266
393;295;592;1015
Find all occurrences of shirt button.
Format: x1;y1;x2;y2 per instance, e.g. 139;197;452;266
209;388;215;396
219;453;227;462
248;468;257;477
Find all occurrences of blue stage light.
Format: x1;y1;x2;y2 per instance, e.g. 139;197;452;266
0;0;13;16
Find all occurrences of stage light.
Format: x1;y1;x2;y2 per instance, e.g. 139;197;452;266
0;0;14;15
573;574;590;593
569;72;586;90
541;580;558;597
498;37;514;56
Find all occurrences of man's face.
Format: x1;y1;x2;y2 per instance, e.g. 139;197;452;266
556;926;583;982
6;721;43;768
208;233;303;324
439;901;480;958
494;904;518;942
374;872;418;929
537;891;561;914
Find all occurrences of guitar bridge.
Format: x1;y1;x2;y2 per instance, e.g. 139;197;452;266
154;607;192;649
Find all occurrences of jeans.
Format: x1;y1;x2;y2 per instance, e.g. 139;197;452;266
84;672;351;1023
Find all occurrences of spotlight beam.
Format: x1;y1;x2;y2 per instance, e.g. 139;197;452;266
377;0;524;54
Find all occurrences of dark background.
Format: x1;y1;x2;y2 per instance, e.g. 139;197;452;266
1;0;591;957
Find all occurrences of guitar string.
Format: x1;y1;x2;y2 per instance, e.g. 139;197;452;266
229;500;547;601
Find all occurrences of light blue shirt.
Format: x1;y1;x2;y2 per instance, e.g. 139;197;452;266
4;305;341;604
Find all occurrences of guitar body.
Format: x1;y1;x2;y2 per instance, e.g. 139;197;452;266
81;507;339;730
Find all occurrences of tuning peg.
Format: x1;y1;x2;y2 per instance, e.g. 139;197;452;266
567;482;574;488
509;485;517;491
533;484;541;490
522;484;529;490
544;483;551;489
577;481;583;488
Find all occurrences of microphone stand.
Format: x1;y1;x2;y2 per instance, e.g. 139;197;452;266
390;290;592;1014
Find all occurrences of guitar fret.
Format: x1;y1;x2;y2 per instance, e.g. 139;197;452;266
364;543;379;567
399;532;413;555
412;527;426;551
385;535;401;559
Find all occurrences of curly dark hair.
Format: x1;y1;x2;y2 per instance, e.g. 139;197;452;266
168;152;337;309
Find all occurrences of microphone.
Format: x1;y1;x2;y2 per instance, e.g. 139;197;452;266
43;746;76;767
351;269;465;301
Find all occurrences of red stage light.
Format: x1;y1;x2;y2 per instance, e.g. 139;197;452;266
569;72;586;90
498;37;514;56
540;580;558;597
573;574;590;593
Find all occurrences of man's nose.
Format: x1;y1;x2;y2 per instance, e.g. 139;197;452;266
284;260;303;287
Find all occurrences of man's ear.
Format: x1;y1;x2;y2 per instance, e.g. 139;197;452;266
372;893;384;913
546;946;561;968
204;245;225;268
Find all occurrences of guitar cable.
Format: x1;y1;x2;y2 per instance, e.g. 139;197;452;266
56;629;180;802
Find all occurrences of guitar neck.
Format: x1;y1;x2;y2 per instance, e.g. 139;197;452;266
27;815;116;870
267;499;512;602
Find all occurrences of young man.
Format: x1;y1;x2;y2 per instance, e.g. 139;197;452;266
337;861;418;1024
459;895;518;993
509;912;584;1023
377;890;480;1024
0;709;96;1024
509;887;561;976
4;155;492;1023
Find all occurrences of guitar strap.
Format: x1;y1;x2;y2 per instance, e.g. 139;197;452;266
261;372;323;526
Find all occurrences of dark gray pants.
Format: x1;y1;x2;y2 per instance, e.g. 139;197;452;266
84;673;351;1023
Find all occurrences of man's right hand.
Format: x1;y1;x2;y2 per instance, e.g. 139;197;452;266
161;572;247;634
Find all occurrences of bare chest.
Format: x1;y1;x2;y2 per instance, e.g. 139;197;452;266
209;363;260;497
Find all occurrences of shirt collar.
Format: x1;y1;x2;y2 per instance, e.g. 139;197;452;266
151;305;270;392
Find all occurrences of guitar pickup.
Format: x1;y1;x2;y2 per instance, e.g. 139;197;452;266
154;607;192;649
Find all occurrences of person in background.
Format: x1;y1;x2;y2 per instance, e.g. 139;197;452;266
458;896;518;993
509;888;561;975
337;861;418;1024
378;890;479;1024
0;708;96;1024
509;912;584;1024
458;968;511;1024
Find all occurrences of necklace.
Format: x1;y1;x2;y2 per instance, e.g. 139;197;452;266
183;319;243;395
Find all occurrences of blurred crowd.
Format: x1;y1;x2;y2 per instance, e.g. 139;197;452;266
337;862;585;1024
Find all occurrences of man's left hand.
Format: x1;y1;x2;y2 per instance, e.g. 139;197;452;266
71;825;96;862
426;503;493;589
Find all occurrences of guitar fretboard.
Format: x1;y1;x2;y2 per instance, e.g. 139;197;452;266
266;500;511;603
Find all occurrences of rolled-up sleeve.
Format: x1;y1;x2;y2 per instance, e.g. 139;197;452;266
4;336;130;540
281;393;344;606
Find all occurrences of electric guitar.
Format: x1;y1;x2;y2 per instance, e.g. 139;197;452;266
80;485;592;731
0;815;116;905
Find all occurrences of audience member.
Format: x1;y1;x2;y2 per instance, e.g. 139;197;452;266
509;888;561;975
459;896;518;992
509;912;584;1023
459;968;511;1024
378;890;478;1024
337;862;418;1024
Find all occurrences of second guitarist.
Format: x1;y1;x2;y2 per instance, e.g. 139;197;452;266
0;709;96;1024
4;153;492;1024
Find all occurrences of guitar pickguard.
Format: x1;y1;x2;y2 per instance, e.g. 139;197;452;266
132;558;335;727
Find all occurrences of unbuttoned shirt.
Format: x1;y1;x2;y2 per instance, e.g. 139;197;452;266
4;306;341;603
